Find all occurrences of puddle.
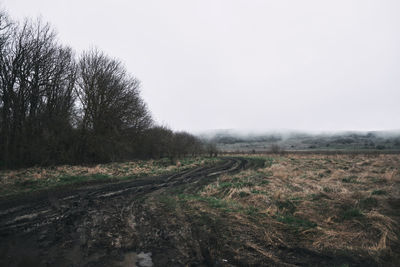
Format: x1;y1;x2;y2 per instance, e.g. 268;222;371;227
120;252;153;267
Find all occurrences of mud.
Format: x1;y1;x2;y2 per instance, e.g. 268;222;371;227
0;158;380;266
0;158;245;266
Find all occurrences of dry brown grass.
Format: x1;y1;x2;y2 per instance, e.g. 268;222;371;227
0;157;219;196
182;154;400;264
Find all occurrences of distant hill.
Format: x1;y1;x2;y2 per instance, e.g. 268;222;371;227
198;130;400;152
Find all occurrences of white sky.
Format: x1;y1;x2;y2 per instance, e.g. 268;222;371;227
2;0;399;132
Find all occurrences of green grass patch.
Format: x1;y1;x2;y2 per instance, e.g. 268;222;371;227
251;189;268;195
218;181;254;189
323;187;334;193
1;156;223;198
58;173;110;184
245;206;260;216
340;207;363;220
240;156;273;168
359;197;378;210
372;189;387;195
157;195;178;210
341;176;358;183
276;200;296;213
276;214;317;229
239;191;250;198
341;177;352;183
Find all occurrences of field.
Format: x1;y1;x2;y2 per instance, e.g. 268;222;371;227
204;130;400;153
144;153;400;266
0;154;399;266
0;157;220;198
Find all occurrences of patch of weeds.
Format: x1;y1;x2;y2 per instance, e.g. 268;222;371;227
340;207;363;221
239;191;250;198
167;184;187;195
178;194;202;202
245;206;259;216
178;194;239;212
276;214;317;229
341;176;358;183
276;200;296;214
157;195;177;210
219;182;233;189
59;173;110;185
263;158;274;167
359;197;378;210
218;181;254;189
231;177;240;183
15;179;40;187
237;181;254;187
251;157;268;168
316;201;329;213
286;183;302;192
195;212;214;227
290;196;304;202
262;171;273;177
323;187;334;193
90;173;111;180
372;177;386;184
372;189;387;195
157;158;172;167
310;193;331;201
243;156;273;168
260;180;270;185
120;174;139;180
251;190;268;195
207;197;229;209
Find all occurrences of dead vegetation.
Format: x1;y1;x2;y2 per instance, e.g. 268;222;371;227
1;154;399;265
158;154;400;265
0;157;219;197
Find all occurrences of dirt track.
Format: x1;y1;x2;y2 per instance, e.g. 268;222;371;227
0;158;246;267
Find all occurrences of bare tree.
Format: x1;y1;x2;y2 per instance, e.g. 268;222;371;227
0;16;77;167
75;49;152;161
270;144;283;154
0;10;201;167
206;142;218;157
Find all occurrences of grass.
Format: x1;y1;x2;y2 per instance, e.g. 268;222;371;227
152;153;400;265
3;153;399;264
341;176;359;183
0;157;221;197
276;214;317;229
359;197;378;210
340;207;364;220
372;189;387;195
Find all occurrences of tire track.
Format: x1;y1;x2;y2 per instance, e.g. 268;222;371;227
0;157;245;236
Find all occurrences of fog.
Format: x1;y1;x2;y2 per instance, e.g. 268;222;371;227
3;0;399;132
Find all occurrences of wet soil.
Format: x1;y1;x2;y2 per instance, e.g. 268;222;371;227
0;158;383;266
0;158;245;266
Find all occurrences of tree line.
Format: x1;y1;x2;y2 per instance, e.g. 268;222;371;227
0;10;215;169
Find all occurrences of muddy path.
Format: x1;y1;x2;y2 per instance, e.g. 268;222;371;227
0;158;247;267
0;157;378;267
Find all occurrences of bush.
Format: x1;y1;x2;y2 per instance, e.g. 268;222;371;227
270;144;283;154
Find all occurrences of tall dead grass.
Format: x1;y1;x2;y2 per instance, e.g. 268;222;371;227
198;154;400;261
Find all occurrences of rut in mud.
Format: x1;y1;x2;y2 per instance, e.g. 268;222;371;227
0;158;246;266
0;157;386;266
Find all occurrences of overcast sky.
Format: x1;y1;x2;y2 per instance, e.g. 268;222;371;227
2;0;399;132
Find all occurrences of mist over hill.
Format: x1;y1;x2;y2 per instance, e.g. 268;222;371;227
198;129;400;152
